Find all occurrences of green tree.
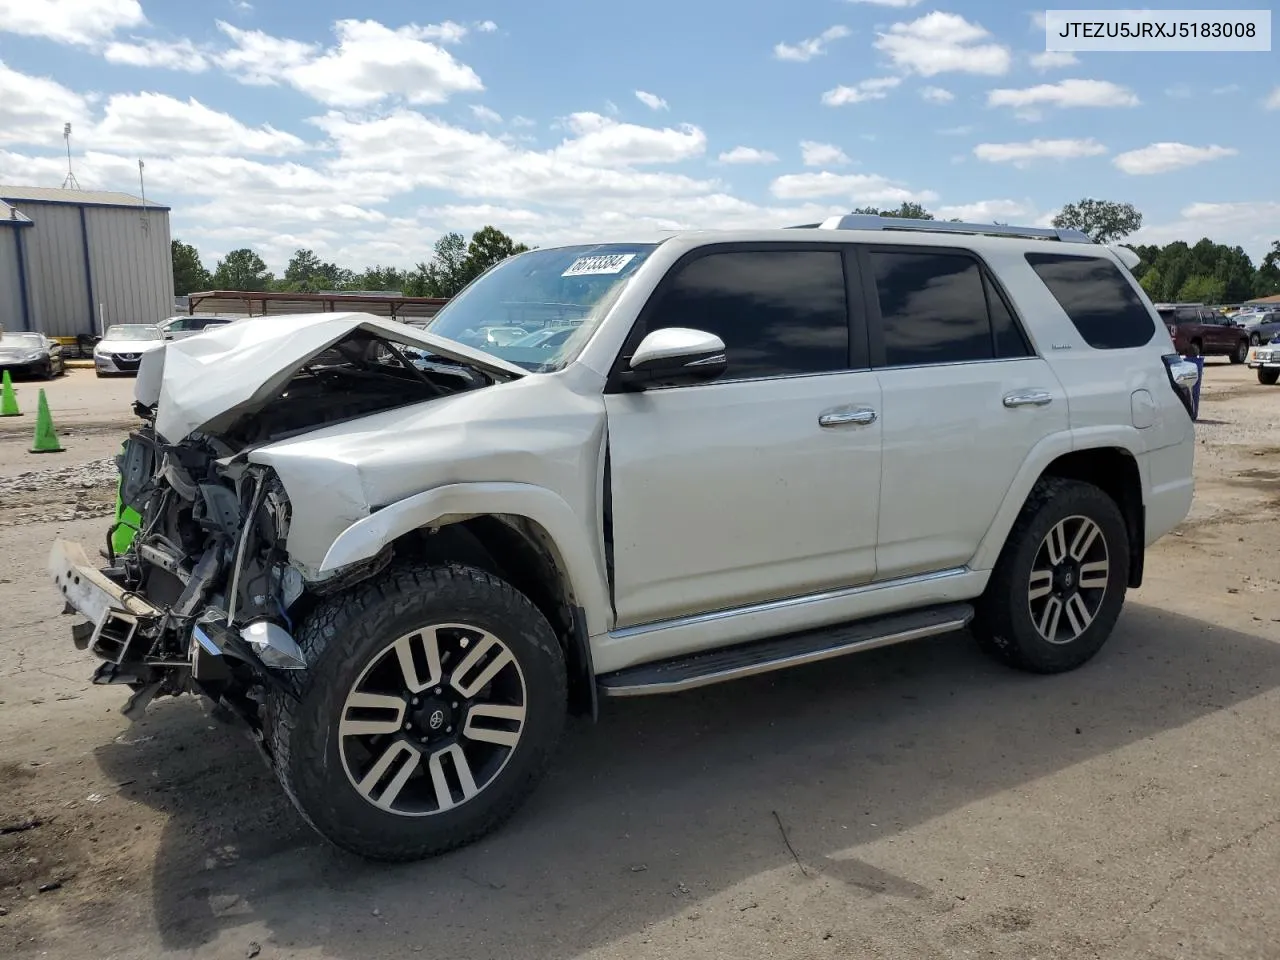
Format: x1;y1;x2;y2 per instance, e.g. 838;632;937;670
466;225;531;277
1176;274;1225;304
1253;241;1280;298
283;248;324;286
171;239;211;296
349;265;409;292
853;203;935;220
1052;198;1143;243
212;248;272;291
1139;267;1163;298
413;226;531;298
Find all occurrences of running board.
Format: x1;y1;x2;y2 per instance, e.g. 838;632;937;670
596;603;974;697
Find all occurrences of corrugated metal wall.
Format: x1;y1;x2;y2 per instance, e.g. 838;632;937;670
15;203;90;337
0;229;24;331
85;206;174;329
6;201;174;336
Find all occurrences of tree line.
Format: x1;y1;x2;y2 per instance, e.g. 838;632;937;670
172;200;1280;304
171;225;531;299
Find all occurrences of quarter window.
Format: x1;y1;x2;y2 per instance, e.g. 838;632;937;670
644;250;849;378
1025;253;1156;349
870;251;1025;367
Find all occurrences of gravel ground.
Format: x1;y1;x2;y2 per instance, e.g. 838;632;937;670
1;361;1278;960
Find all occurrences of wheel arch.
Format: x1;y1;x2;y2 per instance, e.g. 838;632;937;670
315;482;610;717
972;435;1146;587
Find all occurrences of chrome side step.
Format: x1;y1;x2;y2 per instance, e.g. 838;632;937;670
596;602;974;697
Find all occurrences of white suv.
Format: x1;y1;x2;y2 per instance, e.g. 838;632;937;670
50;214;1198;861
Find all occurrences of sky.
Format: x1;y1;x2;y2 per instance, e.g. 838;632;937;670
0;0;1276;273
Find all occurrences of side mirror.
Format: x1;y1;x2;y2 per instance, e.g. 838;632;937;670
623;327;728;388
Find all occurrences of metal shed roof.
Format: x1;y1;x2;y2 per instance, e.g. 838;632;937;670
0;184;172;212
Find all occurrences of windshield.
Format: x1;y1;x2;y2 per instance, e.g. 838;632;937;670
0;333;42;347
104;324;163;341
425;243;658;371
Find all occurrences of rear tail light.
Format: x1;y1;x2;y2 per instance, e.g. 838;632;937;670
1162;353;1199;419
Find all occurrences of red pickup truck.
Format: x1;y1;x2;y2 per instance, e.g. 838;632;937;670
1155;302;1251;364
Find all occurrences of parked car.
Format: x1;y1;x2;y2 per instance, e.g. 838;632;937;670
93;324;166;377
51;215;1197;862
0;331;65;379
1155;302;1252;363
1237;310;1280;346
158;315;238;341
1247;332;1280;385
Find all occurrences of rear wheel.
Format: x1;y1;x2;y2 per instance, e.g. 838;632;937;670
1250;332;1262;346
972;478;1129;674
1231;340;1248;364
1260;368;1280;386
267;563;567;862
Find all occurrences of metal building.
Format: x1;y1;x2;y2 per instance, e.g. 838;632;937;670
0;185;174;337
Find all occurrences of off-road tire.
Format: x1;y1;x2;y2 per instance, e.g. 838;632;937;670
972;478;1129;674
1231;340;1248;364
266;562;567;862
1260;367;1280;386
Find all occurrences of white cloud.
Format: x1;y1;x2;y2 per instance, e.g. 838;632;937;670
1166;83;1194;99
470;104;503;124
0;59;92;147
846;0;921;6
0;0;143;45
822;76;900;106
552;112;705;166
511;115;536;128
874;12;1010;77
635;90;668;111
1266;87;1280;109
103;37;209;72
1029;51;1077;70
476;20;498;33
1112;142;1236;175
1029;12;1047;31
216;19;483;106
988;78;1139;110
770;171;936;205
935;199;1034;222
919;86;953;103
1132;202;1280;261
92;92;308;155
973;138;1107;167
800;141;850;167
718;146;779;164
774;25;851;62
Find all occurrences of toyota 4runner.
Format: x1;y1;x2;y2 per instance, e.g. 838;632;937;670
49;214;1199;861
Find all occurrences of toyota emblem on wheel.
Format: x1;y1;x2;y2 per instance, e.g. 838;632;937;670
428;709;445;730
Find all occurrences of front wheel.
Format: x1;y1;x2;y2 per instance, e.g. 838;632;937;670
1250;332;1261;346
1260;368;1280;386
1231;340;1248;364
972;478;1129;674
268;563;568;862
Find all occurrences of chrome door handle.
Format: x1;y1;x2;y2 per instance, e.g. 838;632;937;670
819;407;877;427
1003;390;1053;408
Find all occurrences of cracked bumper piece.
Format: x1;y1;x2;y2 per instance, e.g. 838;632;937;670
49;539;162;661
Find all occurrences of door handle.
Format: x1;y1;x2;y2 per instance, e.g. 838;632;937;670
819;407;877;427
1003;390;1053;408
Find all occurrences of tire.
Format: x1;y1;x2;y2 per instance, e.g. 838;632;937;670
1260;368;1280;386
41;362;54;380
267;562;567;862
972;477;1129;674
1251;332;1261;346
1231;340;1248;364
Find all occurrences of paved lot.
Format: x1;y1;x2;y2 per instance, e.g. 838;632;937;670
1;363;1278;960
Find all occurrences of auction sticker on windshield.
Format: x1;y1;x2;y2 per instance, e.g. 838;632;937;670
562;253;637;277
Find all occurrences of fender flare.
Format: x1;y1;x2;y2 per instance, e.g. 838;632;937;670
319;482;613;636
968;427;1148;572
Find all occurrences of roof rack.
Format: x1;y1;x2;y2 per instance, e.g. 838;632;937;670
791;213;1094;244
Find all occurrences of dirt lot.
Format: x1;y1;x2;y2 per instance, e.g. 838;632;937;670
1;365;1278;960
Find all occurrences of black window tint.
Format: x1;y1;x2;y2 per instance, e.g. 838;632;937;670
871;251;993;366
984;273;1031;358
646;250;848;378
1026;253;1156;349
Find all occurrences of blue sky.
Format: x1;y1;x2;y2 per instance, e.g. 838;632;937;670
1;0;1276;271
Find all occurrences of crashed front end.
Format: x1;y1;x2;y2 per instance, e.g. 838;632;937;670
49;311;523;737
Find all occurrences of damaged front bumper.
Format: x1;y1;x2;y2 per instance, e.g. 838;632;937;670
50;538;307;720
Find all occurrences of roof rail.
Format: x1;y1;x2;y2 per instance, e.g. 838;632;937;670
799;213;1094;244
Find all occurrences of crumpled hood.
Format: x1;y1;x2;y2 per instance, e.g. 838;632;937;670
135;311;527;442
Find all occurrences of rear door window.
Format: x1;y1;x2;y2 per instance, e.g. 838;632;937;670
1024;253;1156;349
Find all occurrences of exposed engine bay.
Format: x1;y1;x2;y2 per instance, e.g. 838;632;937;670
52;325;503;737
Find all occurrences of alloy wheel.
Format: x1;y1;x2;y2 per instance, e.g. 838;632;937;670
1027;515;1109;645
338;623;527;816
